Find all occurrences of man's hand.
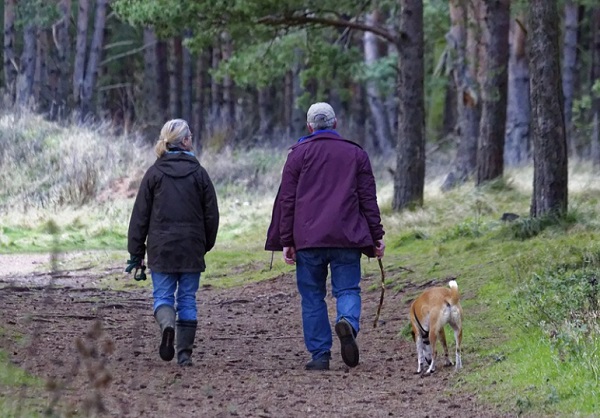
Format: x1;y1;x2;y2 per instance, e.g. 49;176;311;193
283;246;296;265
375;239;385;259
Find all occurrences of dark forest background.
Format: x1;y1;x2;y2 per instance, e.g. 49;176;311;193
1;0;599;212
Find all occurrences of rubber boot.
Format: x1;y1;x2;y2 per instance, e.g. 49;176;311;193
154;305;176;361
176;320;198;367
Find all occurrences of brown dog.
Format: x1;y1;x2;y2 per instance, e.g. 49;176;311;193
409;280;463;374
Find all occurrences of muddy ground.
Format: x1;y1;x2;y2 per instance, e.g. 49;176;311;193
0;254;510;417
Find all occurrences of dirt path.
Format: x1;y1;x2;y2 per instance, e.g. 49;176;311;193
0;254;509;417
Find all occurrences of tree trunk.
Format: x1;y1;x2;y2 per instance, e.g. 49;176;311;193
182;33;193;124
441;76;457;138
505;14;530;166
193;50;209;150
528;0;568;218
562;1;580;157
141;28;161;139
257;86;272;136
591;7;600;168
463;0;483;176
442;0;468;190
80;0;108;119
168;36;183;119
476;0;510;186
73;0;89;109
53;0;71;118
442;0;482;190
364;10;394;154
443;0;465;143
3;0;17;101
283;70;293;136
291;50;305;137
221;31;235;128
33;28;48;110
210;45;222;128
393;0;425;211
16;24;37;107
156;40;169;117
349;81;367;148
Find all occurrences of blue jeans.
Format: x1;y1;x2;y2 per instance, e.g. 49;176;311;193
295;248;362;360
151;272;201;321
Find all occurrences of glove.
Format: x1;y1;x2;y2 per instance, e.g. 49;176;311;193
125;255;142;273
125;255;147;281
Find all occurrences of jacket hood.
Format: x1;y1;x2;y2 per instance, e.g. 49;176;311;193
154;153;200;178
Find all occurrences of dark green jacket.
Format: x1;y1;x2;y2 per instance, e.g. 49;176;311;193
127;152;219;272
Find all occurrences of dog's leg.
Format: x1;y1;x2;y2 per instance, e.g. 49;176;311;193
438;327;453;367
425;328;437;374
454;325;463;370
415;336;424;373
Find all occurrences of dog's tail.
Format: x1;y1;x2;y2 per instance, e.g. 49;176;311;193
448;280;460;305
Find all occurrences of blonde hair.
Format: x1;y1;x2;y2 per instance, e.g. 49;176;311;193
154;119;191;158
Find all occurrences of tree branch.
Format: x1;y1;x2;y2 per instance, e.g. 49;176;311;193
257;13;398;45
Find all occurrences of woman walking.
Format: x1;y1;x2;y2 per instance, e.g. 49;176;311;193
127;119;219;366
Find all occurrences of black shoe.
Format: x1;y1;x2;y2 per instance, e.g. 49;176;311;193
159;326;175;361
335;318;359;367
305;356;330;370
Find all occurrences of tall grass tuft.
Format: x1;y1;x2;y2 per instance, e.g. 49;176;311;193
0;110;149;210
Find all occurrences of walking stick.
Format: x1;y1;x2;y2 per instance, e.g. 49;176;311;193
373;258;385;328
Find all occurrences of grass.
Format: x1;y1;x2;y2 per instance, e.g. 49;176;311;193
1;110;600;416
0;350;43;418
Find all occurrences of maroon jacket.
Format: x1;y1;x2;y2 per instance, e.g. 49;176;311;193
265;132;384;258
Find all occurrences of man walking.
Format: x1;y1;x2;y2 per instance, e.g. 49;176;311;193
266;102;385;370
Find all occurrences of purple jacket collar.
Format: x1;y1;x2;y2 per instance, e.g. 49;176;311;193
297;129;341;143
292;130;363;150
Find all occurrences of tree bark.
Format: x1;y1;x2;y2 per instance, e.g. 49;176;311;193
562;1;580;157
442;0;468;189
441;75;457;138
363;10;394;154
210;45;222;127
504;14;530;166
528;0;568;218
192;50;209;151
442;0;482;190
33;28;48;110
476;0;510;186
349;81;367;148
257;86;272;136
182;33;193;124
168;36;183;119
283;70;294;136
73;0;89;109
221;31;235;128
393;0;425;211
3;0;17;101
156;40;169;117
53;0;71;118
142;29;160;129
16;24;37;107
464;0;483;175
80;0;108;119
